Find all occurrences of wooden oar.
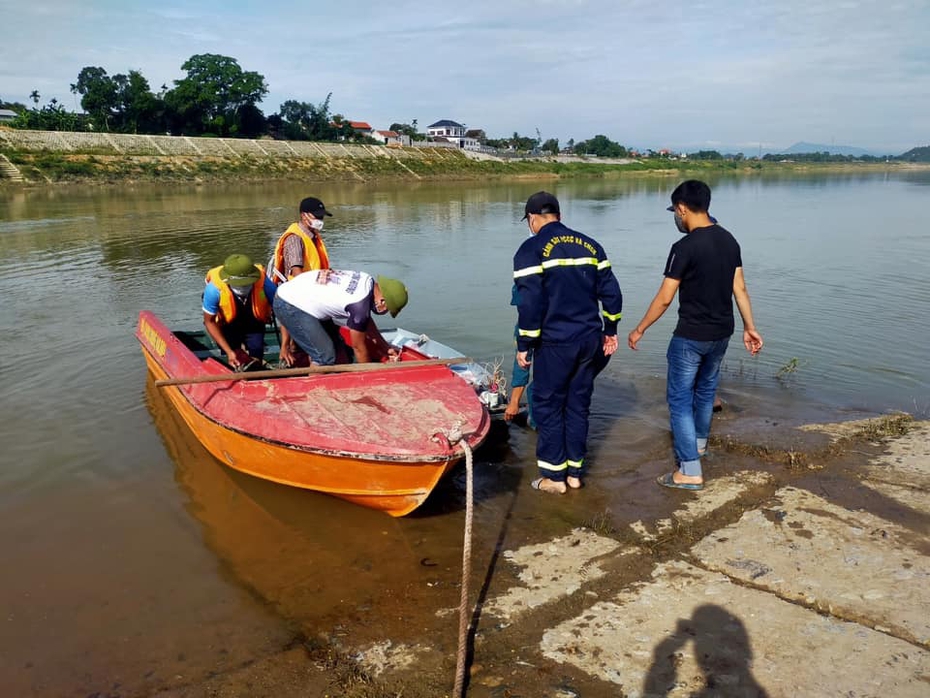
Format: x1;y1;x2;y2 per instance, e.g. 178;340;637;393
155;357;471;387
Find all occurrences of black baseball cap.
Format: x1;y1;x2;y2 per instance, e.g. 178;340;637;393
522;191;560;220
299;197;332;217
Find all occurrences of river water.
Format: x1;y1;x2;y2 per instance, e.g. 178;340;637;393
1;171;928;696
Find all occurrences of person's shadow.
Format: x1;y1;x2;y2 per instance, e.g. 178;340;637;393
643;604;769;697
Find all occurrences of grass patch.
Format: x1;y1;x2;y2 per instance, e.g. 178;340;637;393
849;412;913;439
582;509;619;536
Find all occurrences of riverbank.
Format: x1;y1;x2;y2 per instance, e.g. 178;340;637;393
1;150;918;188
150;410;929;698
1;128;923;186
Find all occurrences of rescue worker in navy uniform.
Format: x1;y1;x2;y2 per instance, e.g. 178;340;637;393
513;192;623;494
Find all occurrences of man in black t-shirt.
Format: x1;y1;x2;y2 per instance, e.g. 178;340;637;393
628;180;763;491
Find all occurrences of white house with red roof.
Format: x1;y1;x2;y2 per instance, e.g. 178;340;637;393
346;121;373;136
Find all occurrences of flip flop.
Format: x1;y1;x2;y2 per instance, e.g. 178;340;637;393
531;477;567;494
567;476;583;490
656;472;703;491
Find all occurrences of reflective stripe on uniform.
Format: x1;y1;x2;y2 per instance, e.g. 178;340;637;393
602;310;622;321
538;459;568;473
541;257;599;270
597;260;612;270
514;264;544;278
518;328;541;338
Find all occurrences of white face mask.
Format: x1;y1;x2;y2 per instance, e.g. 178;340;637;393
230;285;252;299
309;218;325;232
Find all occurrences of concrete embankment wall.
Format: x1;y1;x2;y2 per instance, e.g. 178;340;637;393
0;128;500;183
0;128;470;160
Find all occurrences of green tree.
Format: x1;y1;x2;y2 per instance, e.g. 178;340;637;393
29;90;40;107
71;67;164;133
235;103;266;138
0;97;28;112
71;67;118;130
11;98;89;131
508;132;537;151
165;54;268;135
541;137;559;154
389;122;419;139
277;94;336;141
115;70;164;133
573;134;628;157
688;150;723;160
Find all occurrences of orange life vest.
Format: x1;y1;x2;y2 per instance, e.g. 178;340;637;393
270;223;330;284
205;265;273;325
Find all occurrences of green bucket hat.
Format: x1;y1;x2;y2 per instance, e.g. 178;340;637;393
376;276;408;318
218;254;261;287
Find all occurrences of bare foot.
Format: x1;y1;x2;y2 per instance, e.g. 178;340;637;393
531;477;567;494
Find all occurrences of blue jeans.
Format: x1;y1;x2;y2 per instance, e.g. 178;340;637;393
666;335;730;477
273;297;339;365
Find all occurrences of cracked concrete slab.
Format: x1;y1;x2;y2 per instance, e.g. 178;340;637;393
540;560;930;698
692;486;930;647
629;471;773;542
482;528;628;620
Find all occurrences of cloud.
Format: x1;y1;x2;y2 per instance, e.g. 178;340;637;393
1;0;928;152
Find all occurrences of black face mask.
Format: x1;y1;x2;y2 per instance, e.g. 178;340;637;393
673;212;689;234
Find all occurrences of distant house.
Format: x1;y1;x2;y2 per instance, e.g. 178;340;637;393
427;120;481;151
0;109;18;123
372;130;410;147
346;121;373;136
428;119;465;138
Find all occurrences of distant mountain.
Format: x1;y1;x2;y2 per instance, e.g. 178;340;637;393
899;145;930;162
781;141;874;157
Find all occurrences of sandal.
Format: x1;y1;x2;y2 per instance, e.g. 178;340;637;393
656;472;703;491
531;477;567;494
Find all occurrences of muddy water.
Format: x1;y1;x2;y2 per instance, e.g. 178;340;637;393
1;173;928;696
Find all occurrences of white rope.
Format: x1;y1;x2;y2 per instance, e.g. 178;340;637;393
432;421;474;698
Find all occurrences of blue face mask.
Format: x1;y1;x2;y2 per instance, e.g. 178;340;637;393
674;213;689;234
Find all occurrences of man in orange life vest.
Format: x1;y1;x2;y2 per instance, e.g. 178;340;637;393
267;197;332;285
203;254;277;369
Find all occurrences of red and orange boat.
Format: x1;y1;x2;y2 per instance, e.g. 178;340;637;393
136;311;492;516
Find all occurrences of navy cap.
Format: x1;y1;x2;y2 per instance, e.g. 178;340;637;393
299;197;332;217
522;191;560;220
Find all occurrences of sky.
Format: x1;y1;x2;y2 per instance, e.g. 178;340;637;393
2;0;928;155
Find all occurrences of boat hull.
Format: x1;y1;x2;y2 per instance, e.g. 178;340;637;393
137;312;488;516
